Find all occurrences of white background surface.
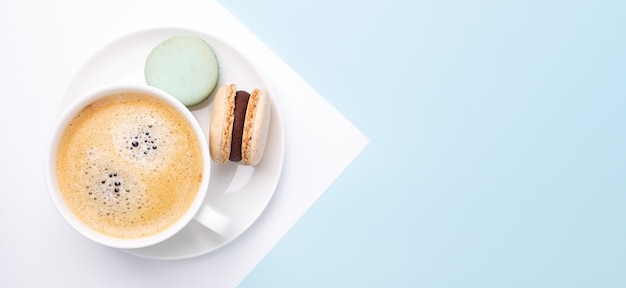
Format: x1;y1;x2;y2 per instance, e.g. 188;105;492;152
0;1;367;287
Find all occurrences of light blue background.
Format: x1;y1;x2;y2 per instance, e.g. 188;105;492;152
221;0;625;286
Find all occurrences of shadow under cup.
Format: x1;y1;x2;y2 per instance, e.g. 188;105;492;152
45;85;224;249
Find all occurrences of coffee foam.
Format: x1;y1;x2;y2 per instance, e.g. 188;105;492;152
56;93;202;239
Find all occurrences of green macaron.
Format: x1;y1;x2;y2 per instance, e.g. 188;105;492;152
145;35;219;106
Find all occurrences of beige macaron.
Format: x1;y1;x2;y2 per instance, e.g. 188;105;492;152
209;84;270;166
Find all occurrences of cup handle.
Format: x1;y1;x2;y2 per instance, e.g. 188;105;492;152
193;204;232;236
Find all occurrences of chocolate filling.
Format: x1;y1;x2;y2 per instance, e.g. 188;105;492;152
229;90;250;162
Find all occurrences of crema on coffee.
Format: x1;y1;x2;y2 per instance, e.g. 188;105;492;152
55;93;203;239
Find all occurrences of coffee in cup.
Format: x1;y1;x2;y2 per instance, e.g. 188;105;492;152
46;85;231;249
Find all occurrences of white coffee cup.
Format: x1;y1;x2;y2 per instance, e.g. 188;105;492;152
45;85;231;249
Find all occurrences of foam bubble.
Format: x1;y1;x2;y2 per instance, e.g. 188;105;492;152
109;100;181;169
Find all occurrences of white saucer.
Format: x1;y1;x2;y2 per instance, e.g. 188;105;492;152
61;27;284;260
